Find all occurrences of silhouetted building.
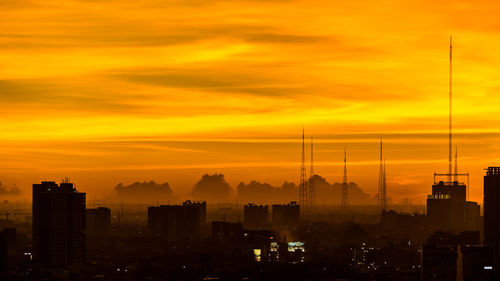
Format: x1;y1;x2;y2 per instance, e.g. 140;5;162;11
183;200;207;226
32;181;86;268
212;221;243;245
484;167;500;267
244;204;268;228
86;207;111;236
0;228;16;271
272;201;300;226
427;178;479;232
464;201;481;231
148;200;206;242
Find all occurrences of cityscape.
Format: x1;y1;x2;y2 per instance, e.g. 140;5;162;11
2;0;500;281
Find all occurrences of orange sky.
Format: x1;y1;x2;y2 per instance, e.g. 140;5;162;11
1;0;500;204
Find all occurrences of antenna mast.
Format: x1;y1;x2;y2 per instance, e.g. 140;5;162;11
377;139;385;210
341;147;348;208
383;159;387;210
309;137;315;208
448;36;453;183
299;128;308;208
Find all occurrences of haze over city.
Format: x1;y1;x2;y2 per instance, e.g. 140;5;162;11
2;0;500;204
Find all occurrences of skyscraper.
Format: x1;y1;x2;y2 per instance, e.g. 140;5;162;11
32;181;86;268
484;167;500;266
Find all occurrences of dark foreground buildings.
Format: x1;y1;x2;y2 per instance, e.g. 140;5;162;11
148;200;206;242
32;181;86;268
422;231;494;281
0;228;16;271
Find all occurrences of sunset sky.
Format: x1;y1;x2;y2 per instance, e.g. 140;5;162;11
2;0;500;204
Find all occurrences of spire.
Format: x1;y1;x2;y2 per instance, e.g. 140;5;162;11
299;128;308;208
309;137;315;208
341;147;348;208
448;36;453;182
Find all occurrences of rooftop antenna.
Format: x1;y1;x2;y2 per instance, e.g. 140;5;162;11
448;36;453;183
341;147;348;208
299;128;308;208
309;137;315;208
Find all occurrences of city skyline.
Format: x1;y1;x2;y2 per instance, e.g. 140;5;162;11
3;0;500;203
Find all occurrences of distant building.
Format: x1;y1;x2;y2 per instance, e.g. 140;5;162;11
484;167;500;266
272;201;300;226
86;207;111;236
212;221;243;245
244;204;268;228
148;200;206;242
0;228;16;271
32;181;86;268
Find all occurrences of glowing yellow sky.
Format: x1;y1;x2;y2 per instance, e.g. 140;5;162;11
1;0;500;203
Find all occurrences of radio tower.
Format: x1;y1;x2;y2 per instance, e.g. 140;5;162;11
377;139;386;210
454;145;458;182
309;137;316;208
383;158;387;209
299;128;308;208
448;36;453;183
341;147;348;208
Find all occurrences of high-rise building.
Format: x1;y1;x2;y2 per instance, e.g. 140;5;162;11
427;180;466;231
212;221;243;246
272;201;300;226
243;204;268;228
32;181;86;268
484;167;500;266
148;200;206;242
86;207;111;236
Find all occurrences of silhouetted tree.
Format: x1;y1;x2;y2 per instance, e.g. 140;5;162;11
192;173;232;203
0;182;21;196
115;181;172;203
